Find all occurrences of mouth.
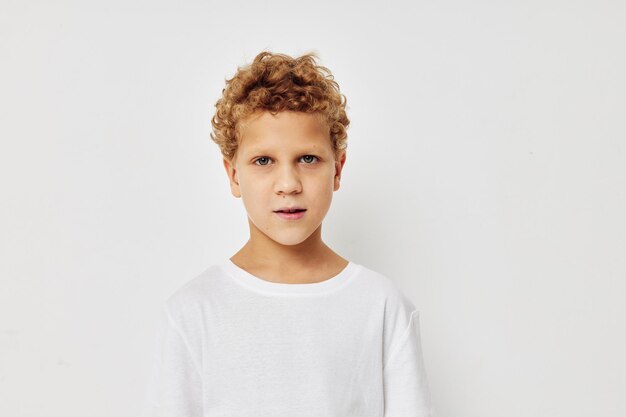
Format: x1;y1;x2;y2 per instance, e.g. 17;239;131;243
273;207;307;213
274;208;307;220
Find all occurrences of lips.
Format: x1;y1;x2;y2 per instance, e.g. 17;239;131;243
273;207;306;213
275;210;306;220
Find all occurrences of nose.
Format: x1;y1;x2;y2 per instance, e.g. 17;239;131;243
274;164;302;195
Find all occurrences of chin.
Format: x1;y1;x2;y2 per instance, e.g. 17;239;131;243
249;216;319;246
272;233;312;246
264;227;318;246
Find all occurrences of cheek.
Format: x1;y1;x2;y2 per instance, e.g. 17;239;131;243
308;177;335;204
238;178;265;211
313;165;336;183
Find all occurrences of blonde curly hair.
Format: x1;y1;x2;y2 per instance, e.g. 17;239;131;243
210;51;350;162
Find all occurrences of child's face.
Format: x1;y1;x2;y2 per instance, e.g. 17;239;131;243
223;111;346;247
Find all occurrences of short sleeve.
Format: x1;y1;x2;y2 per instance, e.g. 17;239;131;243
383;310;433;417
140;304;204;417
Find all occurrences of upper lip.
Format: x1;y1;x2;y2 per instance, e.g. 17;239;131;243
274;206;306;212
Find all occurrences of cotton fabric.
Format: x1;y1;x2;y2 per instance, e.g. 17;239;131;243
141;259;433;417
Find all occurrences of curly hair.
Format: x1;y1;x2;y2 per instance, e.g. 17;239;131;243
210;50;350;162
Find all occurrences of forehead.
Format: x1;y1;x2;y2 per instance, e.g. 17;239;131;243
238;111;330;153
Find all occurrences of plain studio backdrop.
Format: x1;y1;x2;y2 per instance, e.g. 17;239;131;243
1;0;624;416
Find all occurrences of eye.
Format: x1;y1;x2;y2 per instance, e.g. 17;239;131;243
301;155;319;164
252;155;320;166
253;156;271;166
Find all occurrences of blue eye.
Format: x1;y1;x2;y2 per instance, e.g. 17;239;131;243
301;155;319;164
254;157;271;166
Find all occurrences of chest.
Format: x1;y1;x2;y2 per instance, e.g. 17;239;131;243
200;299;385;416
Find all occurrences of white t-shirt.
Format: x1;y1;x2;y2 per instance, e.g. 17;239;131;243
140;259;433;417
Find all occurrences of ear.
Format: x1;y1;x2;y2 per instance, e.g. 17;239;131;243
333;150;346;192
223;157;241;198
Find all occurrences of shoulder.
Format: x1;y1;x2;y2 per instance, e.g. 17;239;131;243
355;263;420;366
165;263;227;324
354;262;418;313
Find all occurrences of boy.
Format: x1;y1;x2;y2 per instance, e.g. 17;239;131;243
141;51;433;417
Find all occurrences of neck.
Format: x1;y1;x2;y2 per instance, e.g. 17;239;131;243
233;223;336;271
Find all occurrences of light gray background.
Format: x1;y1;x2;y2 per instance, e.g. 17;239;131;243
1;1;624;416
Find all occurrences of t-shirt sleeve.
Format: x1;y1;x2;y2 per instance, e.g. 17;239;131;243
140;304;203;417
383;310;433;417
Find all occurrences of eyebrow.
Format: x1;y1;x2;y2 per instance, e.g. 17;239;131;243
246;147;322;155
